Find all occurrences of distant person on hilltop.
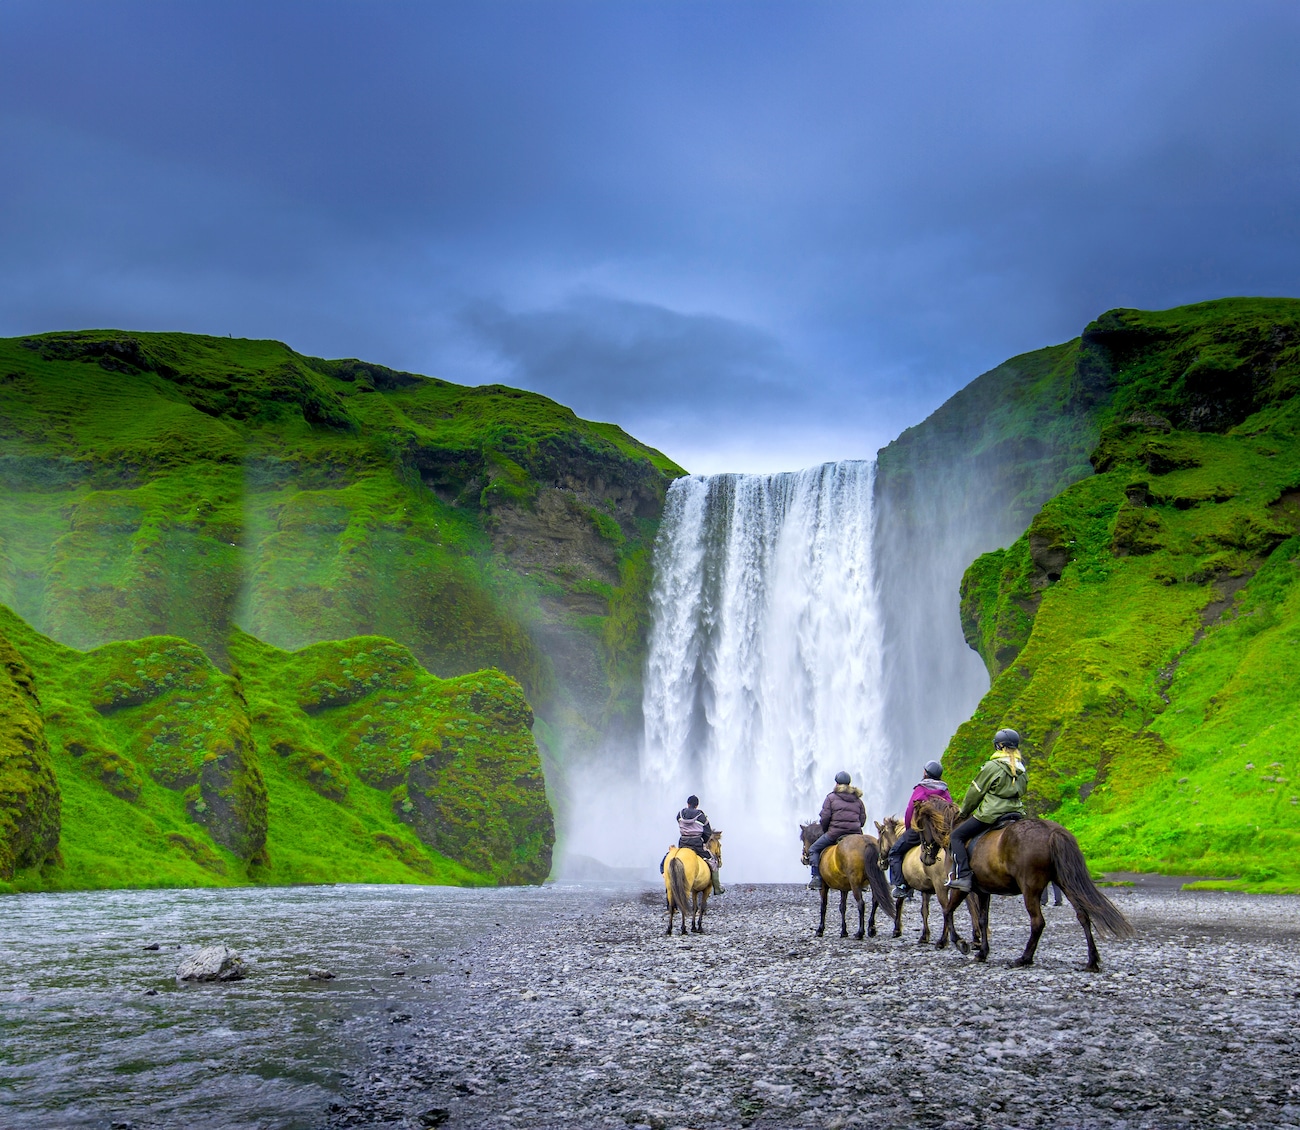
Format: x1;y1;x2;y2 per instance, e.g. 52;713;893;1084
889;759;951;900
946;729;1028;893
807;771;866;889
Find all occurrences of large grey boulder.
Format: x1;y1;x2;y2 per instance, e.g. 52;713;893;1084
176;944;247;982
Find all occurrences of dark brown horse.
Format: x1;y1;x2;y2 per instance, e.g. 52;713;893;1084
914;804;1133;970
799;823;894;940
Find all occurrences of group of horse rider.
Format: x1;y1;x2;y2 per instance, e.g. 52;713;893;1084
670;728;1028;895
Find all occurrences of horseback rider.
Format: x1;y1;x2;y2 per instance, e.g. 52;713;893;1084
676;795;724;895
889;760;951;900
946;729;1028;893
808;771;866;890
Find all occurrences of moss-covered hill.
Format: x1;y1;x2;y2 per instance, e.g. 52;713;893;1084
0;330;684;829
948;298;1300;891
0;603;552;893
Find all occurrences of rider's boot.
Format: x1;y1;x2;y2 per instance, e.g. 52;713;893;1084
808;869;822;890
892;882;913;901
945;869;972;893
711;868;725;896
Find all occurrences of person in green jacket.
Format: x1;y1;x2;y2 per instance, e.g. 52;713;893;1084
945;729;1028;892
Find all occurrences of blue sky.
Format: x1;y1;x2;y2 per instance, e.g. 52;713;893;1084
3;2;1299;472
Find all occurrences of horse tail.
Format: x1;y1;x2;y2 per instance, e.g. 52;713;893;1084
668;856;690;918
863;839;894;909
1049;826;1134;939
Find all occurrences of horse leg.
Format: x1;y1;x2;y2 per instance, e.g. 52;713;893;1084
975;892;992;963
867;897;879;937
816;885;828;937
697;889;709;933
1077;905;1102;972
919;892;931;944
937;887;962;952
854;886;865;941
891;894;903;938
1012;888;1046;968
839;889;849;938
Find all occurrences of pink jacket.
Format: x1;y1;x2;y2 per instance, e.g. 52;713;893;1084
904;780;952;829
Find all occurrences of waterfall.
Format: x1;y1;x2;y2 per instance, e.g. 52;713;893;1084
641;461;891;880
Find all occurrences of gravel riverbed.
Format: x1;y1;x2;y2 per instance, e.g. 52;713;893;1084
332;884;1300;1130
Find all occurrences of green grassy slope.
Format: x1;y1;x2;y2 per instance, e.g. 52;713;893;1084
950;298;1300;891
0;330;685;867
0;604;552;893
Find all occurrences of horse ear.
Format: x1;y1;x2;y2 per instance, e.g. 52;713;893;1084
874;820;883;833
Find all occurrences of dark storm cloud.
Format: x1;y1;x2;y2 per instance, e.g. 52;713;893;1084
2;2;1299;470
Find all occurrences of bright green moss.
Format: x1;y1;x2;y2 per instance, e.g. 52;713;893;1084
949;298;1300;891
0;605;553;892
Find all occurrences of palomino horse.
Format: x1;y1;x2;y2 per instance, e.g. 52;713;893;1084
799;823;894;940
914;804;1133;970
874;810;978;952
664;831;722;936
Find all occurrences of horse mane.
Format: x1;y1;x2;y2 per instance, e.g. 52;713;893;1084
879;815;904;838
914;797;957;839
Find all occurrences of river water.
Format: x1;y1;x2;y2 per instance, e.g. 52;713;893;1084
0;883;619;1129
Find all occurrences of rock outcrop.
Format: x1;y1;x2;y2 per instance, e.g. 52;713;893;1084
176;944;247;982
0;633;60;879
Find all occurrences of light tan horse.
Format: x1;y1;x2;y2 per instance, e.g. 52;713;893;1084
664;831;722;935
799;824;894;940
875;812;977;952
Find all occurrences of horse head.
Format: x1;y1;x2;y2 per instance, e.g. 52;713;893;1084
799;821;821;865
914;799;955;861
874;816;904;857
708;830;723;869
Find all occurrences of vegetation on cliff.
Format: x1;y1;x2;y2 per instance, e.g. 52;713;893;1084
0;329;683;886
950;299;1300;891
0;605;552;893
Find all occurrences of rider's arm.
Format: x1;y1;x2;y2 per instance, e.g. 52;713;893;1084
959;763;995;819
700;813;714;840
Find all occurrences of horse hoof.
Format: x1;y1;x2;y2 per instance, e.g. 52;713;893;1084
1083;962;1101;973
854;932;865;941
867;928;877;938
1009;958;1032;969
815;929;825;938
891;930;902;939
974;951;987;963
956;942;969;955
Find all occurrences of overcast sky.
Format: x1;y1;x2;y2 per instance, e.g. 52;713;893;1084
3;3;1299;472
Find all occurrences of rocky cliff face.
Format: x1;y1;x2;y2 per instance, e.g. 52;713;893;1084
0;330;675;890
0;605;553;891
0;633;60;879
873;338;1107;792
947;299;1300;889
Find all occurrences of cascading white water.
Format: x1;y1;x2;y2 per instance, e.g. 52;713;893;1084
641;461;891;880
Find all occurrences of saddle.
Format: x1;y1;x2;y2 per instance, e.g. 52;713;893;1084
967;811;1022;854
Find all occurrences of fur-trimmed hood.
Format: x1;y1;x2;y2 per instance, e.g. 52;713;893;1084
834;783;864;798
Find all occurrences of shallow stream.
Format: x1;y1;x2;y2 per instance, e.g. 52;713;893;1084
0;883;620;1128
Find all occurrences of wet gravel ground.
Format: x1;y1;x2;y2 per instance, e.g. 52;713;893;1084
332;884;1300;1130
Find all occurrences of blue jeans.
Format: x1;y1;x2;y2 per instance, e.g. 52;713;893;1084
808;832;838;878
